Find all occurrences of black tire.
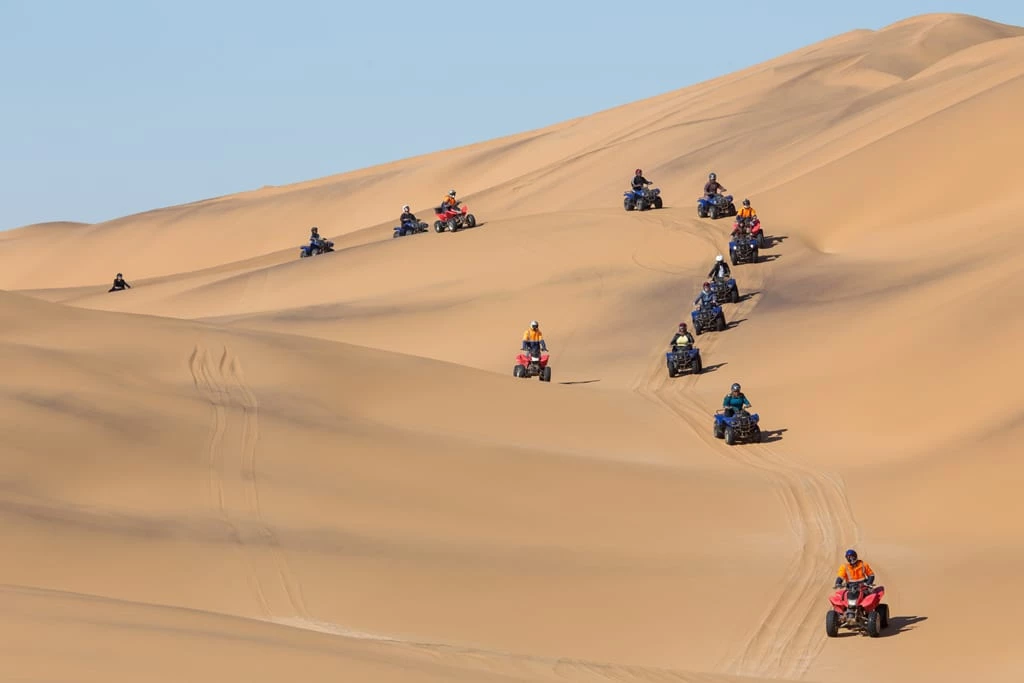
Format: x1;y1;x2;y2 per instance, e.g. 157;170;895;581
730;287;739;304
540;366;552;382
724;426;736;445
637;199;647;211
730;253;738;266
447;219;458;232
697;205;705;218
867;611;881;637
434;220;444;233
709;206;719;219
667;362;676;378
714;421;725;439
624;198;633;211
654;196;663;209
694;321;703;335
513;365;524;377
752;248;759;263
466;214;477;228
826;610;839;638
716;314;726;331
692;356;702;374
753;425;762;442
878;604;889;629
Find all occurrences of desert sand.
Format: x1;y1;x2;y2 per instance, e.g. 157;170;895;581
2;12;1023;683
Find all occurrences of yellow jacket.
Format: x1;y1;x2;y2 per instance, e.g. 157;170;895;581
838;559;874;583
523;328;544;342
738;206;757;219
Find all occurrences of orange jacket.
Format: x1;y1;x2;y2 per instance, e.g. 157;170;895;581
737;206;757;219
523;328;543;342
442;196;457;208
838;559;874;583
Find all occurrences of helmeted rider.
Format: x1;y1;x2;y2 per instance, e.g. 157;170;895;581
722;382;750;416
693;282;718;309
707;254;731;280
400;205;418;225
835;549;876;589
704;172;727;198
671;322;695;350
108;272;131;292
522;320;548;355
632;168;652;193
441;189;459;211
733;198;758;235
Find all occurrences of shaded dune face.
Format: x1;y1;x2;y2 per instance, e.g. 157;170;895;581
2;12;1024;683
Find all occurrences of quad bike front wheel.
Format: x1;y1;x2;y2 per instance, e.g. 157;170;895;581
653;196;663;209
447;219;458;232
624;198;633;211
724;426;736;445
540;366;552;382
730;287;740;303
709;206;719;219
825;610;840;637
434;220;444;233
466;214;476;228
866;611;881;637
716;314;727;331
513;365;525;378
877;604;889;630
691;356;702;374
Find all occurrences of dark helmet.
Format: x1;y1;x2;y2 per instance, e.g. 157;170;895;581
116;272;122;277
731;383;741;392
742;198;750;207
846;549;858;563
635;168;642;175
311;226;319;233
709;172;716;180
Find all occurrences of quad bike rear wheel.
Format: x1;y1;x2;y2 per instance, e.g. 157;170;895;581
709;206;719;219
540;366;552;382
730;287;739;304
713;421;725;439
697;205;705;217
625;198;634;211
878;604;889;629
513;365;525;378
434;220;444;233
653;196;663;209
466;214;476;228
825;610;840;637
447;218;458;232
716;314;727;331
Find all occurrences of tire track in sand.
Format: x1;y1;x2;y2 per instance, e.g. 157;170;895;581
632;226;860;680
189;344;309;619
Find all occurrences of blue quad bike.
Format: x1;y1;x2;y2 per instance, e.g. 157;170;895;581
729;229;759;265
713;409;761;445
709;276;740;304
666;345;703;378
392;220;429;238
691;303;727;335
300;239;335;258
623;186;663;211
697;193;736;219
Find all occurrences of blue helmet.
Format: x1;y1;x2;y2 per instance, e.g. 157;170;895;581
845;548;858;562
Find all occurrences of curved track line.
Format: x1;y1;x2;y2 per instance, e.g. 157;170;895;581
189;343;309;619
632;224;860;680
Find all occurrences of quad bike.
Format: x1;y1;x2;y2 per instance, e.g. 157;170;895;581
734;216;768;249
697;193;736;219
709;276;740;304
826;580;890;638
728;225;759;265
433;203;477;233
300;239;335;257
513;348;551;382
393;219;429;238
623;186;663;211
713;408;761;445
666;345;702;377
691;303;727;334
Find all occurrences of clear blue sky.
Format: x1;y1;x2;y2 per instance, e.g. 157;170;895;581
1;0;1021;230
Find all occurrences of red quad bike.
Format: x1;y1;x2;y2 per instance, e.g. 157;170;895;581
733;217;767;249
433;204;477;233
826;580;890;638
513;349;552;382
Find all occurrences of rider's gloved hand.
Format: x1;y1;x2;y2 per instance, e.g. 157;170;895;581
834;578;843;588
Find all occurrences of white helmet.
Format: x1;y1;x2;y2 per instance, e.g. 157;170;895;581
402;204;409;212
448;189;456;197
715;254;723;262
530;320;539;328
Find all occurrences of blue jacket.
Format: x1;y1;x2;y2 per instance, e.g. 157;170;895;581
695;290;717;307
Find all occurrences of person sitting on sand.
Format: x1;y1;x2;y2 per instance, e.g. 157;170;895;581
108;273;131;292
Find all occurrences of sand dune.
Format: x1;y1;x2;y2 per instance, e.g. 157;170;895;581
2;11;1024;683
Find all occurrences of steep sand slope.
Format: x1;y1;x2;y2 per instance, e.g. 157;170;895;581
2;11;1024;683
